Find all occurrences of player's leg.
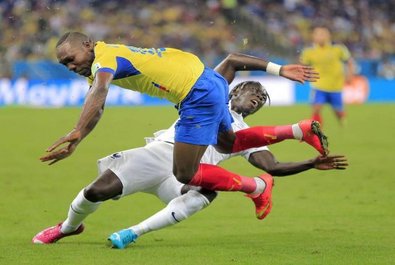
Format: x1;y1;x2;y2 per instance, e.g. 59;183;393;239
172;68;273;195
33;144;172;244
311;88;326;125
173;138;274;219
67;143;175;234
32;169;121;244
130;189;216;236
187;163;274;219
109;186;217;249
329;91;346;126
216;121;328;155
312;104;323;125
108;162;216;249
172;142;208;184
172;139;270;197
62;169;122;232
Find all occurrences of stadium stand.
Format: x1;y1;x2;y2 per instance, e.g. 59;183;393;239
0;0;394;80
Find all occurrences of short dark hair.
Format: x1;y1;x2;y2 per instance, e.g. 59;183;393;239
230;81;271;106
56;32;91;48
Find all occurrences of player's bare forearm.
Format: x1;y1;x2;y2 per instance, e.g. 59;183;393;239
214;53;269;84
74;72;112;139
214;53;318;84
80;105;104;139
249;152;348;175
76;91;106;140
248;151;314;176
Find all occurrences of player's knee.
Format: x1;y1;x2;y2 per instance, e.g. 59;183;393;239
173;167;196;184
84;186;112;202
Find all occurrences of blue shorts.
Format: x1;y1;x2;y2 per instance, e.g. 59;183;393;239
175;67;233;145
311;89;344;112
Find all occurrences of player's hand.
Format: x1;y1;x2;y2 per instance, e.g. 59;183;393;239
40;129;82;165
280;64;319;84
313;155;348;170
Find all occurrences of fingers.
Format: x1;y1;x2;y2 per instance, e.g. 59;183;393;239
40;148;70;165
46;137;68;152
316;154;348;170
48;158;62;165
330;155;349;169
299;65;319;82
303;67;319;82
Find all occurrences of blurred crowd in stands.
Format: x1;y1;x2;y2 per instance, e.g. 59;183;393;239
0;0;394;79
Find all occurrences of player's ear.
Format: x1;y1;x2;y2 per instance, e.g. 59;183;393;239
229;87;238;98
82;39;94;49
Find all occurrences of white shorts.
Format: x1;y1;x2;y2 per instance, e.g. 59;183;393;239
97;141;183;204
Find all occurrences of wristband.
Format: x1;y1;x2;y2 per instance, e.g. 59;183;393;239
266;62;282;76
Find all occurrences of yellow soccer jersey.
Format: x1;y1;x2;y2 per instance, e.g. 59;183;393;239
87;41;205;103
300;43;350;92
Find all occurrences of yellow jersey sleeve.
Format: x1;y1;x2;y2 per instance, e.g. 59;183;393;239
88;41;205;103
338;44;351;62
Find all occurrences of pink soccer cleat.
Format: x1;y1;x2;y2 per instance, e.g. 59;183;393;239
298;120;329;156
32;223;84;244
247;173;274;220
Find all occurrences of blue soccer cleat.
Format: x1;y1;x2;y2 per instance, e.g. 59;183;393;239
108;229;138;249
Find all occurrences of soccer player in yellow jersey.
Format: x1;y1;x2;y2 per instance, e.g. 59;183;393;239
300;26;354;126
41;32;326;220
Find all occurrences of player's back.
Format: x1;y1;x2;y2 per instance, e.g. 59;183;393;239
89;41;205;103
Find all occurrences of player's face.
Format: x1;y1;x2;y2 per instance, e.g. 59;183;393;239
230;88;265;117
312;27;331;45
56;41;95;77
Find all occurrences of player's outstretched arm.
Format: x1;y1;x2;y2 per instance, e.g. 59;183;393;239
214;53;319;84
214;53;270;84
248;151;348;176
40;71;113;165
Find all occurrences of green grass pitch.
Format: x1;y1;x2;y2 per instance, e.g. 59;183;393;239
1;104;394;265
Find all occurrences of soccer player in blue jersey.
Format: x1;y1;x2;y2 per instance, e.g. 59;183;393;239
40;32;325;222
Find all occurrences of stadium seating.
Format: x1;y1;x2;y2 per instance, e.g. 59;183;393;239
1;0;394;80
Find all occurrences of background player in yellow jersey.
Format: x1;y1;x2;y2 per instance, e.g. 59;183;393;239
300;26;354;126
40;32;326;221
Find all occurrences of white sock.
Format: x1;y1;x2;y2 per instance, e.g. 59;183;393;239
61;189;101;234
249;177;266;196
129;190;210;237
292;123;303;140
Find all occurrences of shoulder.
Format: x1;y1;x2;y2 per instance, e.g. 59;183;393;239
301;46;314;56
332;43;351;58
303;45;315;50
332;43;349;52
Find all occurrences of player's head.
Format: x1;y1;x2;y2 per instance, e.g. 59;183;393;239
312;26;331;46
56;32;95;77
229;81;270;118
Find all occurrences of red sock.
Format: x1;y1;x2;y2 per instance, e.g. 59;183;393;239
189;164;257;193
232;125;294;153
